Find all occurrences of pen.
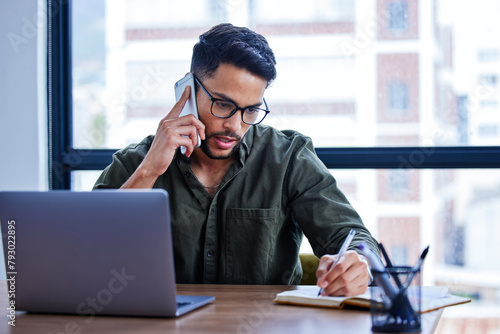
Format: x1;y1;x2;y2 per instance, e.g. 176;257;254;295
378;243;403;289
358;243;398;300
402;246;429;290
317;229;356;296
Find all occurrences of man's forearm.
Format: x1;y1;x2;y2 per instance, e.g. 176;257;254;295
120;163;159;189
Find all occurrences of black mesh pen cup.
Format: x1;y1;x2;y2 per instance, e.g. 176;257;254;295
370;266;421;333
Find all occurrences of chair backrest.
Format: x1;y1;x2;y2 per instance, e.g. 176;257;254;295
299;253;320;285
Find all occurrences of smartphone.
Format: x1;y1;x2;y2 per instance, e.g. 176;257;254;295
174;73;201;154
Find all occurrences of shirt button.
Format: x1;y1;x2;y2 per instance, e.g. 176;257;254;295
210;208;215;215
207;250;214;258
184;172;190;179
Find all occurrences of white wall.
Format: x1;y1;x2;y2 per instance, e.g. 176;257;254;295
0;0;48;279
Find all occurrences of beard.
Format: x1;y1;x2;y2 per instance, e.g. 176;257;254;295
199;131;243;160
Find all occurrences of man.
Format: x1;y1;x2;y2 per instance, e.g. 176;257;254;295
94;23;379;296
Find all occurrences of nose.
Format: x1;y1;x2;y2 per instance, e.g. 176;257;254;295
222;110;243;133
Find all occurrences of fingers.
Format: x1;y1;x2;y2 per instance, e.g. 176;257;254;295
133;86;204;179
163;85;191;122
157;117;203;156
159;84;206;142
316;255;338;288
316;251;370;297
142;116;202;177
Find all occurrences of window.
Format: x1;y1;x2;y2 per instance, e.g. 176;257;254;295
252;0;355;24
377;53;418;123
388;1;408;32
390;246;408;266
479;100;499;109
389;82;409;112
478;49;500;63
49;2;500;332
478;124;499;137
389;169;410;193
478;74;498;86
377;0;417;40
377;169;419;202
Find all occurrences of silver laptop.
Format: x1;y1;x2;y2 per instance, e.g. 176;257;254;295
0;190;214;317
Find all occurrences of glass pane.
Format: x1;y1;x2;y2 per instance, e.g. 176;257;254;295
72;0;106;149
302;168;500;332
71;0;224;149
71;170;104;191
253;0;354;23
69;1;500;149
72;0;500;149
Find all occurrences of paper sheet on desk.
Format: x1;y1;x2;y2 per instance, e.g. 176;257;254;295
418;286;471;313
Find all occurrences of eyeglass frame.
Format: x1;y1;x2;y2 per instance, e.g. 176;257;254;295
193;75;270;125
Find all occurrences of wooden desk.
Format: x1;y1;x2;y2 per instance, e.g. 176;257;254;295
0;282;443;333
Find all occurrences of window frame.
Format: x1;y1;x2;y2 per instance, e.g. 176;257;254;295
47;0;500;190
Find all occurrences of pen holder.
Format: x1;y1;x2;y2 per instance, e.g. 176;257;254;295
370;266;421;333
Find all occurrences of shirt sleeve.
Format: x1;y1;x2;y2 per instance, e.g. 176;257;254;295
93;136;153;190
93;152;133;189
285;136;380;258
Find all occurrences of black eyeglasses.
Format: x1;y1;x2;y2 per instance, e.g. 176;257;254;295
193;76;270;125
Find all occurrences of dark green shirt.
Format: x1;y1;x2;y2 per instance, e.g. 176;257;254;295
94;125;378;285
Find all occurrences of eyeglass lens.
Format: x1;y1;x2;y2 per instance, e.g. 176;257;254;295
211;100;267;125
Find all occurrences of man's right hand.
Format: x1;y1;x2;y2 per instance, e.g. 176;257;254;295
121;86;206;189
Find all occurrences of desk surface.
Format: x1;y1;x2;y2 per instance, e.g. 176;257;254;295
0;282;442;333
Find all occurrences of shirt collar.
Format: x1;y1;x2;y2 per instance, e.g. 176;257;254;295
237;125;256;165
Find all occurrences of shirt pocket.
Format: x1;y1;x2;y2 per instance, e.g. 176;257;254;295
225;208;280;284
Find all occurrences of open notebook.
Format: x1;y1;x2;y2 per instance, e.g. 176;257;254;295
274;285;470;313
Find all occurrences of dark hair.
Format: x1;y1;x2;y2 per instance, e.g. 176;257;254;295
191;23;277;86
